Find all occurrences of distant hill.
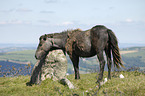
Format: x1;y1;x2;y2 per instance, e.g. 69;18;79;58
0;50;36;64
0;43;37;48
121;47;145;71
119;43;145;48
0;46;145;76
0;47;36;53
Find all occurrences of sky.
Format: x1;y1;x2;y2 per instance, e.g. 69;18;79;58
0;0;145;44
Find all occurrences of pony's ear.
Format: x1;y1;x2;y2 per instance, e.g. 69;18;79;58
43;37;46;41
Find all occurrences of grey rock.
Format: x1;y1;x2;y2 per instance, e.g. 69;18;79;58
28;50;74;89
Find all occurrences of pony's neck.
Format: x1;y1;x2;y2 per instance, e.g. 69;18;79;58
50;31;69;51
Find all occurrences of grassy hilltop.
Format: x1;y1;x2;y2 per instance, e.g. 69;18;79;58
0;47;145;95
0;71;145;96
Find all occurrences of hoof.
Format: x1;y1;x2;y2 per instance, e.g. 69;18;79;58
75;77;80;80
26;82;33;86
108;77;111;80
96;79;101;83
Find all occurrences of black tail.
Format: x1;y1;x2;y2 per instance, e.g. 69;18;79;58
107;29;125;69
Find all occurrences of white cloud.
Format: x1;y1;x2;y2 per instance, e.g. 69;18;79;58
0;9;14;13
38;20;50;23
16;8;33;12
61;21;74;26
0;20;31;25
44;0;58;3
40;10;54;13
126;18;133;23
0;21;7;25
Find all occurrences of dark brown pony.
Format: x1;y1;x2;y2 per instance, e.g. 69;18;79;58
35;25;124;82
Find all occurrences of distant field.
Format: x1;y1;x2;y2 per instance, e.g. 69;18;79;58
1;47;145;63
0;47;145;74
0;50;36;64
120;50;138;54
121;47;145;63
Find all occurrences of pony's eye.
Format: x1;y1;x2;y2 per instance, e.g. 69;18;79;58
43;38;46;41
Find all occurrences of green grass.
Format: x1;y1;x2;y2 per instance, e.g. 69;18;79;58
97;71;145;96
0;71;145;96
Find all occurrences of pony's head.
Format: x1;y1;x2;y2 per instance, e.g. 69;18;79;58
35;31;71;60
35;34;53;60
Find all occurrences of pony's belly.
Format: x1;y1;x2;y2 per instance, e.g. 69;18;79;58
75;47;96;57
79;53;96;57
76;51;96;57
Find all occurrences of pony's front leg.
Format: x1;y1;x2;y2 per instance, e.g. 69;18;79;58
70;55;80;79
97;51;105;83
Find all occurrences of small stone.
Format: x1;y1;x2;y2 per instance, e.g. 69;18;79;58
104;78;107;83
119;74;124;78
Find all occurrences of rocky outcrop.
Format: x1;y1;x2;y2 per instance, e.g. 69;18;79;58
27;50;74;89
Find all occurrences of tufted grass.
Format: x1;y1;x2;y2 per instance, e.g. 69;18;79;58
0;71;145;96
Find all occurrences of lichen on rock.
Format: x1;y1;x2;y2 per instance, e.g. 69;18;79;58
28;50;74;89
41;50;67;81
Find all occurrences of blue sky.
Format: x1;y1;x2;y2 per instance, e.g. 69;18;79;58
0;0;145;44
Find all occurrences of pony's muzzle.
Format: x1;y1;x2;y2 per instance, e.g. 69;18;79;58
35;53;39;60
35;51;41;60
35;54;38;59
35;50;48;60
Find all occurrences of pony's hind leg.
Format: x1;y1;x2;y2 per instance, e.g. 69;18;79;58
105;45;112;79
97;50;106;82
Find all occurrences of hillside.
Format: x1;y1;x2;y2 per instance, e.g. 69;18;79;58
0;50;36;64
0;71;145;96
121;47;145;71
0;47;145;75
0;47;35;53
